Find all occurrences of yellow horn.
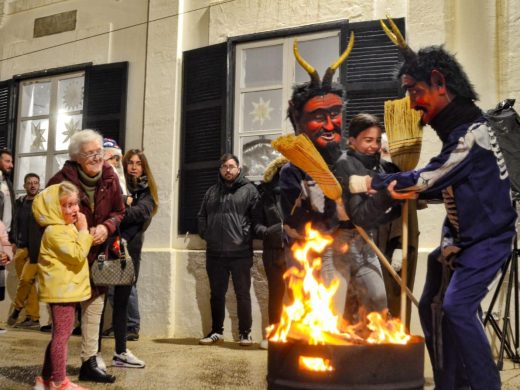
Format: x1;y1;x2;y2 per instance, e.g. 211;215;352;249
380;15;407;49
330;31;355;71
293;40;320;87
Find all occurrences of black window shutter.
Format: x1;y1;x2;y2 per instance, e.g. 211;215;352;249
179;43;227;234
0;79;18;152
83;62;128;149
342;18;405;134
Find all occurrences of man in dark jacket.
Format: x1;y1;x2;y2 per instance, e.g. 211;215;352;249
197;153;259;346
7;173;42;328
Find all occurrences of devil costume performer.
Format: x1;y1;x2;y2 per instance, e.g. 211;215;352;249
361;17;517;390
279;35;353;284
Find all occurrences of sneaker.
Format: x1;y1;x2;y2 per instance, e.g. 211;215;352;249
15;318;40;329
7;308;20;326
0;327;6;334
96;353;107;371
40;324;52;333
50;376;88;390
126;328;139;341
199;332;224;345
112;349;145;368
259;339;268;350
33;376;50;390
239;332;253;346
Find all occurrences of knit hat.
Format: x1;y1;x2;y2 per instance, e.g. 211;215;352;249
103;138;122;158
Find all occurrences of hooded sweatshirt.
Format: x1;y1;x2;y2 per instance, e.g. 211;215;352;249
33;184;93;303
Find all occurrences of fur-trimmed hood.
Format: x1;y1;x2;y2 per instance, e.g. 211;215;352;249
263;156;289;183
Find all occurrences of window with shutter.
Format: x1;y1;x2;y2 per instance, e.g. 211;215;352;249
0;62;128;193
179;19;405;236
178;43;227;234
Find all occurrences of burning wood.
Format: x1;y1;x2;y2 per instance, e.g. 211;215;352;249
268;223;410;346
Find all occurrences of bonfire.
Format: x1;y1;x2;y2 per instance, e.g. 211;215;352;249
267;223;410;350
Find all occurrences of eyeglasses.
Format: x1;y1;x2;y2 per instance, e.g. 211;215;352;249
79;150;103;161
220;164;238;171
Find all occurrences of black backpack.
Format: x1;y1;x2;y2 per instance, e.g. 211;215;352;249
485;99;520;197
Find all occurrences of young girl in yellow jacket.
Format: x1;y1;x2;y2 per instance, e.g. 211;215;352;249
32;182;93;390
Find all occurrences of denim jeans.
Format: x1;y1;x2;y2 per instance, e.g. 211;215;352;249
333;228;387;321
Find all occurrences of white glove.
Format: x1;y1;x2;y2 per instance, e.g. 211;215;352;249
349;175;370;193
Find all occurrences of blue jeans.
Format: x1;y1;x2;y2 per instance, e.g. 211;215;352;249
333;228;387;321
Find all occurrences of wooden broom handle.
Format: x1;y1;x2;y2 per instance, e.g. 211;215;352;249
354;224;418;307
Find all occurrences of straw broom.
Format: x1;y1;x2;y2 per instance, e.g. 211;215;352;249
272;133;419;306
383;95;423;326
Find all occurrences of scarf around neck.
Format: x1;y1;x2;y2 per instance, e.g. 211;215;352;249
429;97;483;142
78;167;102;210
127;175;149;194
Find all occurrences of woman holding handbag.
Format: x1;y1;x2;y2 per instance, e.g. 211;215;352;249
109;149;158;368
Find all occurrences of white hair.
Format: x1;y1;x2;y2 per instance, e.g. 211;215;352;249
68;129;104;160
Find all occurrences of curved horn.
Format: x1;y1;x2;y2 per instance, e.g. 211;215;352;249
322;31;355;87
293;40;321;88
380;15;416;60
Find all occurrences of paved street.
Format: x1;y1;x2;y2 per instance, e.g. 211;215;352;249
1;327;519;389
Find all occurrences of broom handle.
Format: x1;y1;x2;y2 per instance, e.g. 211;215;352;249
400;200;409;322
354;224;418;307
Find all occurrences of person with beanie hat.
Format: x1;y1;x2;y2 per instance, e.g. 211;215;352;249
103;138;127;196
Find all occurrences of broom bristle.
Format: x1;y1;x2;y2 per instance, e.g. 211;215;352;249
272;134;342;200
384;96;423;171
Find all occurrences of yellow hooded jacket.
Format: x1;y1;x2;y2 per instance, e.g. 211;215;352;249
33;184;93;303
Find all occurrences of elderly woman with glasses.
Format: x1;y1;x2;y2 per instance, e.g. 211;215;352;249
47;129;124;384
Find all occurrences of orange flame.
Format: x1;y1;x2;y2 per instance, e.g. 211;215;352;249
267;223;410;346
366;312;411;344
298;356;334;372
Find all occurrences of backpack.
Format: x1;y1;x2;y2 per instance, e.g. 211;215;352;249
485;99;520;197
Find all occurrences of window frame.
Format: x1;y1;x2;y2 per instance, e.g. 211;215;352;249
14;70;85;192
233;30;344;181
227;21;349;181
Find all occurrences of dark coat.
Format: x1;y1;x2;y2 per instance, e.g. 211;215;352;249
334;150;401;230
120;185;155;278
12;196;42;264
252;157;286;266
47;160;125;296
197;171;259;258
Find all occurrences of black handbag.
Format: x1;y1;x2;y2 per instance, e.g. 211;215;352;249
91;236;135;287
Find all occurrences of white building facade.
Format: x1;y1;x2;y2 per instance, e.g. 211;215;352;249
0;0;518;341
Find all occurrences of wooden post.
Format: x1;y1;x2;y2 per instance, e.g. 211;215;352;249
400;200;409;324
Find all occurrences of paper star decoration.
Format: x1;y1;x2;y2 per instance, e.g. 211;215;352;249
31;121;46;151
61;79;83;111
62;117;81;143
249;97;274;126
